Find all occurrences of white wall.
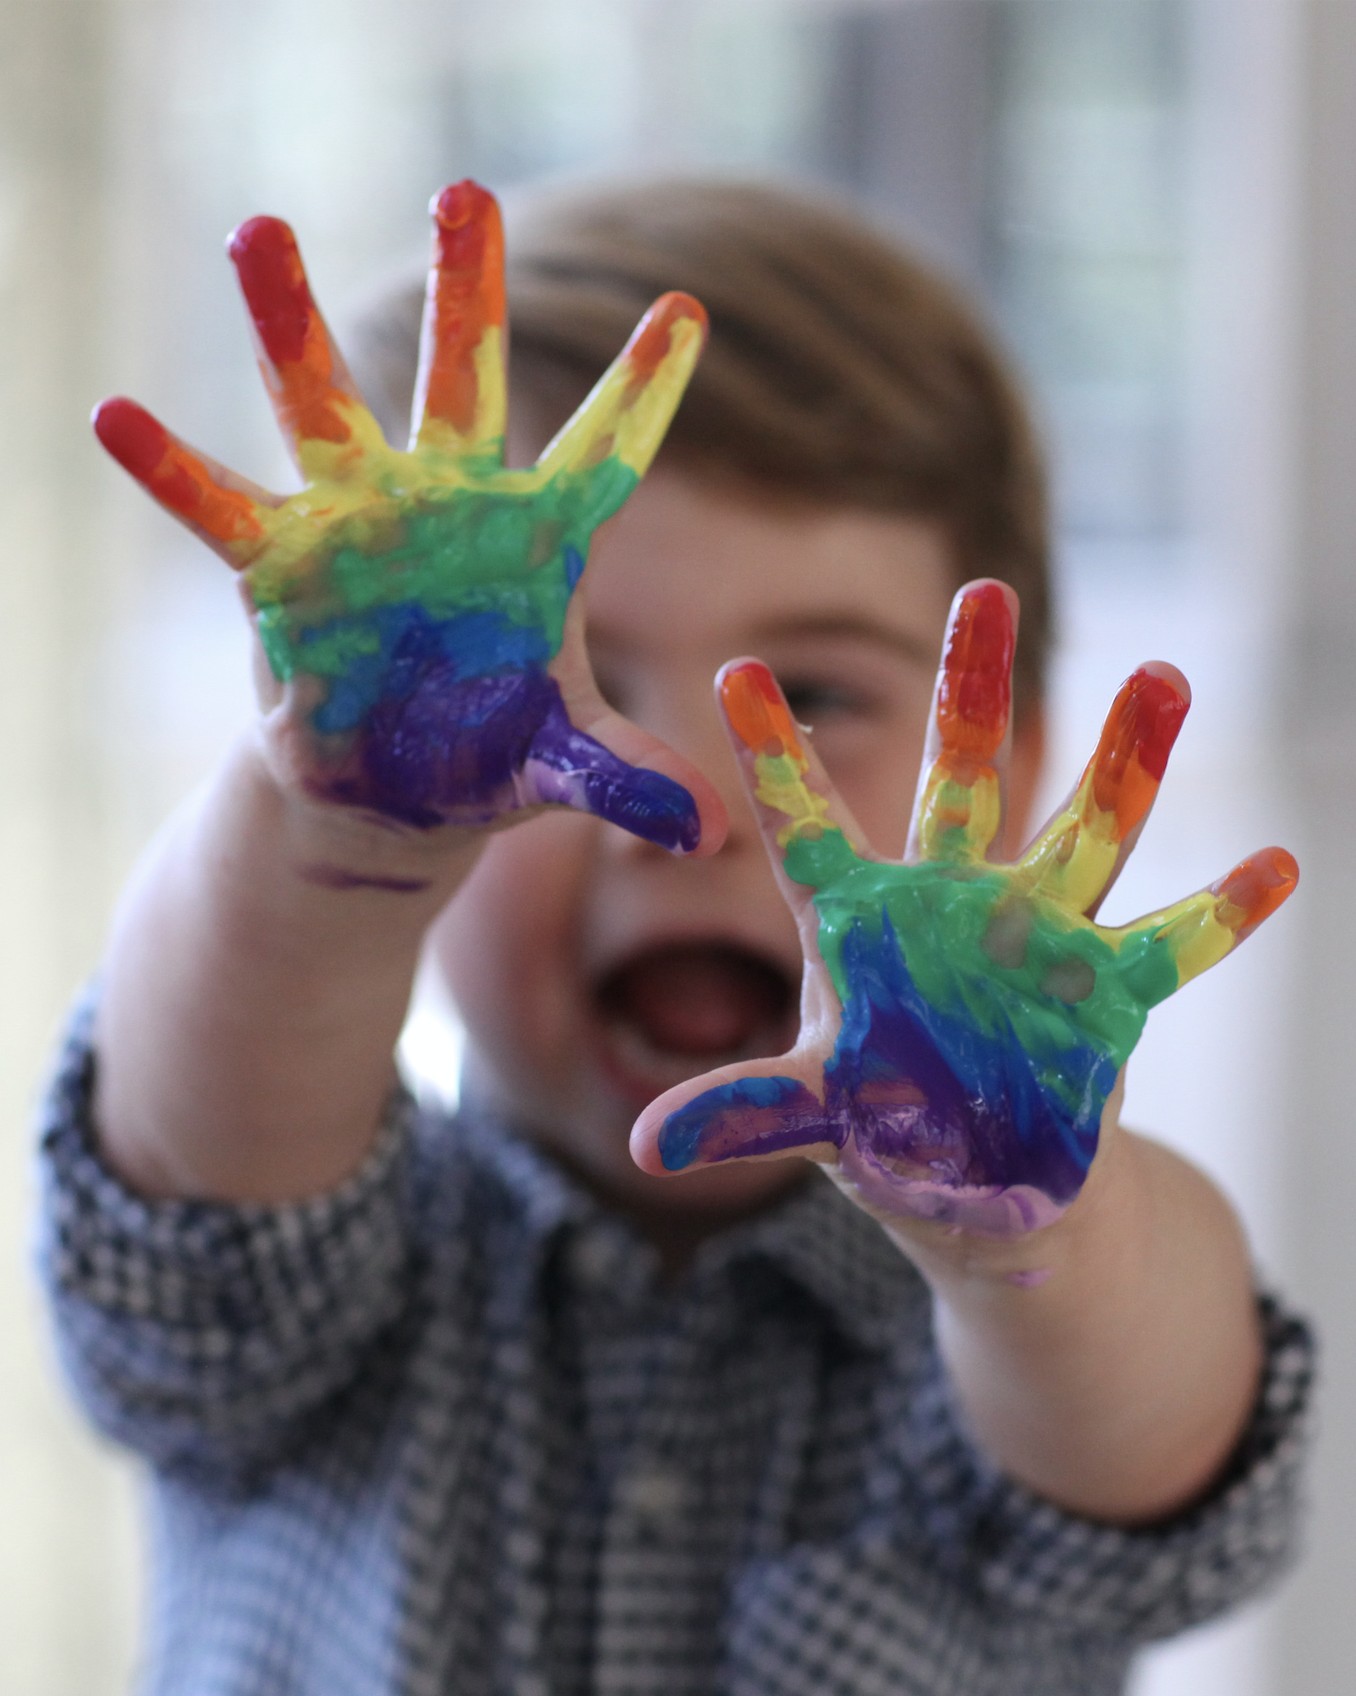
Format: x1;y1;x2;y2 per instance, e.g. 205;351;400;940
1269;2;1356;1690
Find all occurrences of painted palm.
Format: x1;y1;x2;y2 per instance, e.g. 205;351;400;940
635;582;1298;1235
93;182;710;845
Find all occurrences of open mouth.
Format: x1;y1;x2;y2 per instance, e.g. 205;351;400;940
592;941;799;1108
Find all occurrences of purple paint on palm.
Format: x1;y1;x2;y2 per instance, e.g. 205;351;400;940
318;661;699;850
658;913;1096;1233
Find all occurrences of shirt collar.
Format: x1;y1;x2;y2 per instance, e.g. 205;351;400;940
696;1166;925;1353
449;1100;593;1238
450;1102;923;1354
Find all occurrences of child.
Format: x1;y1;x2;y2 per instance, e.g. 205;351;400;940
41;179;1310;1696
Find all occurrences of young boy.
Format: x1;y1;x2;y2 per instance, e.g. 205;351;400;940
42;179;1310;1695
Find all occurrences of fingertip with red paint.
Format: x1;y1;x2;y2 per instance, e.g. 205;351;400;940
935;580;1016;764
621;292;710;387
92;395;168;478
226;215;315;368
1213;847;1300;940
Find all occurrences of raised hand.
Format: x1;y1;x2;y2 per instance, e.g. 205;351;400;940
631;581;1298;1236
92;182;719;849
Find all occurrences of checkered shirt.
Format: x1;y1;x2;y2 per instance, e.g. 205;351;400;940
39;1012;1313;1696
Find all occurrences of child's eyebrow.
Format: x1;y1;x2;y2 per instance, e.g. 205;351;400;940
750;614;937;669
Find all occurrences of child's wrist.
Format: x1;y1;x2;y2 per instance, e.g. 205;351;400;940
863;1087;1136;1294
235;728;487;897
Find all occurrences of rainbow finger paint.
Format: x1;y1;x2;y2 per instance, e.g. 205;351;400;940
94;182;709;844
658;587;1298;1235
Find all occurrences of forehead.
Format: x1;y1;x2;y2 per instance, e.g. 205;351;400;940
583;467;956;660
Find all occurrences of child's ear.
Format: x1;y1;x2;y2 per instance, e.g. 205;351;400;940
1002;705;1047;859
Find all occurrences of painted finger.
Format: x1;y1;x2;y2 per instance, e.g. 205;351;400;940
631;1060;838;1177
93;396;274;565
227;216;387;478
547;607;728;854
532;292;707;515
1104;846;1299;1005
412;181;508;461
519;722;701;853
283;647;727;841
907;581;1016;865
508;641;732;854
717;658;873;907
1018;663;1189;915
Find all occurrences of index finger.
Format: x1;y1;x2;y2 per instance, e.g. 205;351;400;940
718;658;871;909
532;292;707;510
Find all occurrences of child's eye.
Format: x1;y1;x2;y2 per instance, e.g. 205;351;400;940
777;678;867;725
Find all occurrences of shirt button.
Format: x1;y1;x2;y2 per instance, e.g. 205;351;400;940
566;1229;615;1290
618;1464;688;1526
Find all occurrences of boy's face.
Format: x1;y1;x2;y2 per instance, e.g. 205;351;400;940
431;467;1040;1225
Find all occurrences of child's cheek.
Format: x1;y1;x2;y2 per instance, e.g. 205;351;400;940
831;748;926;862
432;812;601;1088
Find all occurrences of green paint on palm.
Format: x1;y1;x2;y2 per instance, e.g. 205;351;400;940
782;825;1182;1116
251;457;638;684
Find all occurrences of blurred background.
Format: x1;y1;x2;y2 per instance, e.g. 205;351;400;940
0;0;1351;1690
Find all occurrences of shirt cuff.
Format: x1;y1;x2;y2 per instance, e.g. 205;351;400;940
38;998;416;1482
899;1290;1314;1641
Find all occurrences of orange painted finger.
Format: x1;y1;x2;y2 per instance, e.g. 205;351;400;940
1111;846;1299;996
721;660;802;762
718;659;867;882
1210;846;1300;944
227;216;376;473
1020;663;1190;913
93;396;270;564
908;581;1016;864
614;292;708;404
413;181;507;457
536;292;708;489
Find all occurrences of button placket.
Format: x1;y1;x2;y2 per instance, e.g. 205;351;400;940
616;1458;690;1537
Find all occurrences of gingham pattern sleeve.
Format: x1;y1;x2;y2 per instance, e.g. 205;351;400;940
896;1289;1314;1644
37;1006;417;1488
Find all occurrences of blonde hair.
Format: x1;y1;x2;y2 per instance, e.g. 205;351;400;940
347;177;1051;715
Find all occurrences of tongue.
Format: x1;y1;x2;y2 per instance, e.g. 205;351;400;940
601;945;792;1058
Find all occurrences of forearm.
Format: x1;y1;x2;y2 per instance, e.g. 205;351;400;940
891;1107;1263;1525
95;731;480;1203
